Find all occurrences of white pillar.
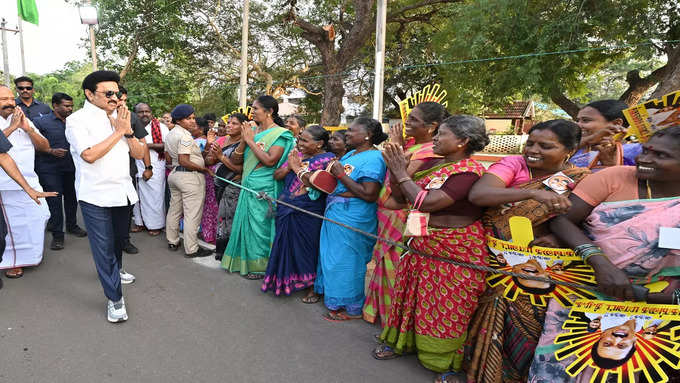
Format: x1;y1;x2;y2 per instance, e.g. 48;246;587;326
372;0;387;121
239;0;250;108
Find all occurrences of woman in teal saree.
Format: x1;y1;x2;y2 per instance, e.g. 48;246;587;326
221;95;295;279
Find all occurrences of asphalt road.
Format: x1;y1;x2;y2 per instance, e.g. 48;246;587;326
0;228;432;383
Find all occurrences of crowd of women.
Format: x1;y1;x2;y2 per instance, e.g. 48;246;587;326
170;95;679;383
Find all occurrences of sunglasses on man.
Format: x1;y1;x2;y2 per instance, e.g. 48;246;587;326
95;90;124;99
17;86;33;91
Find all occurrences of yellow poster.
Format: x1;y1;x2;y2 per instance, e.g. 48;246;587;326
486;235;597;307
221;106;253;124
553;299;680;382
398;84;449;125
624;90;680;142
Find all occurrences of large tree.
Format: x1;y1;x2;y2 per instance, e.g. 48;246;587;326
433;0;680;117
283;0;461;125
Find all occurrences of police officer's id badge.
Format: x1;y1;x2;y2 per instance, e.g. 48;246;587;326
543;171;573;194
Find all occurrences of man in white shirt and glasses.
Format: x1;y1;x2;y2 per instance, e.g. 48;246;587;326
65;71;145;323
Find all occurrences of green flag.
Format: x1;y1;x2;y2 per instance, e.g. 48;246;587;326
17;0;39;25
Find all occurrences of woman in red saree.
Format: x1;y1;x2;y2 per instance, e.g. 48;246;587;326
363;102;446;326
373;115;491;383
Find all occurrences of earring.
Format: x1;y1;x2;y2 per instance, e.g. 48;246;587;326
365;137;370;141
457;144;463;148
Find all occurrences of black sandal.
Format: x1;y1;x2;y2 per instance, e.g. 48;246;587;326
168;243;179;251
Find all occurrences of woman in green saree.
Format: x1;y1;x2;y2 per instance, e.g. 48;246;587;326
221;95;295;279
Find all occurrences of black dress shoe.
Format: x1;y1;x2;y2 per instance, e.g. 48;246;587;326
67;226;88;237
123;241;139;254
184;247;213;258
168;243;180;251
50;238;65;250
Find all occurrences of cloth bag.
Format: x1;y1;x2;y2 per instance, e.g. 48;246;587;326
403;190;429;237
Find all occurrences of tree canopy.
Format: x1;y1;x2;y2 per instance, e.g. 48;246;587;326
51;0;680;122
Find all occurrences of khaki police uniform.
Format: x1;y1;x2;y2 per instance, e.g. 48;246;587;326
164;125;206;254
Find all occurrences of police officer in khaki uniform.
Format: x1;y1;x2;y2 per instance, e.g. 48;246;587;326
164;104;212;257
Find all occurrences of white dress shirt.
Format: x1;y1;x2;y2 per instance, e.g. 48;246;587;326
0;113;43;190
65;101;138;207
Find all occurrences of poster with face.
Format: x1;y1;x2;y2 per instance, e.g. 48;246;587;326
554;299;680;383
543;171;574;194
486;236;597;307
624;90;680;142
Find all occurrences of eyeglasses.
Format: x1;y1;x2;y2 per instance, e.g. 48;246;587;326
17;86;33;91
95;90;123;99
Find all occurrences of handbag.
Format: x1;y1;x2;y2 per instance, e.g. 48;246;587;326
404;190;430;237
587;141;623;169
309;169;337;194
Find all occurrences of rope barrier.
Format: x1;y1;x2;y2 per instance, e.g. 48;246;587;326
212;174;601;293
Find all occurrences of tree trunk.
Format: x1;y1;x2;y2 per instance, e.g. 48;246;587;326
619;68;665;106
119;39;140;81
650;45;680;99
550;90;581;119
321;71;345;126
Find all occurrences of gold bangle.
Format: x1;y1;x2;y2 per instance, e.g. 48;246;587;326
397;177;411;184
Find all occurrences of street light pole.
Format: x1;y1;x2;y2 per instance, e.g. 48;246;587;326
372;0;387;121
87;0;98;70
80;0;99;71
18;20;26;75
239;0;250;108
89;23;98;70
1;19;12;85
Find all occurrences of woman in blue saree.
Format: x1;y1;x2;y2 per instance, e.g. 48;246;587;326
262;125;335;300
315;117;388;321
221;95;295;279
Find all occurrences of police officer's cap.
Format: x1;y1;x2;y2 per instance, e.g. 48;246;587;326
171;104;195;121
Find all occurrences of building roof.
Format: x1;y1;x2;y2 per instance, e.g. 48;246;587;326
485;101;534;119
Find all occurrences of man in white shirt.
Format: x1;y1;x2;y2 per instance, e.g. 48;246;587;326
0;85;55;291
0;85;51;279
132;103;168;235
65;71;145;323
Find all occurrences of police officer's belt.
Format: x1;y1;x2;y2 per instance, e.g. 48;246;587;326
174;166;197;172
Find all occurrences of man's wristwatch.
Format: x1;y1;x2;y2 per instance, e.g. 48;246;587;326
145;165;153;171
124;133;134;138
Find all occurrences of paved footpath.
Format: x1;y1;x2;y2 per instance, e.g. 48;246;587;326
0;227;432;383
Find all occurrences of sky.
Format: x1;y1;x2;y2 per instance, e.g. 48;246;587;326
2;1;88;75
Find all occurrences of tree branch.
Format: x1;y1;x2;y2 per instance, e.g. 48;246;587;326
619;66;667;106
550;89;581;119
386;0;460;23
119;38;140;81
199;9;274;94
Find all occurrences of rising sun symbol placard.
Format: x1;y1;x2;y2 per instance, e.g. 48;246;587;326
553;300;680;383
